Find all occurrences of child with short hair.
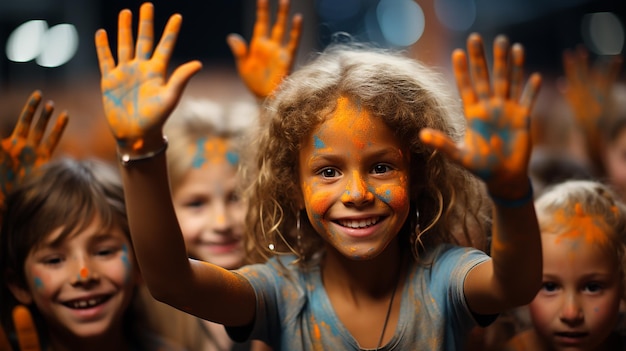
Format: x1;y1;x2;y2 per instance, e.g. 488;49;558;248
94;3;543;349
0;158;182;351
500;179;626;350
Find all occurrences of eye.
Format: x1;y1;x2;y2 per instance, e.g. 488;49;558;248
184;199;206;209
227;192;241;204
583;282;603;294
542;282;559;293
319;168;340;178
371;164;393;174
95;247;117;257
42;256;63;266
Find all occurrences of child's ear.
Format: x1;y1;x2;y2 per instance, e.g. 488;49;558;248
6;272;33;305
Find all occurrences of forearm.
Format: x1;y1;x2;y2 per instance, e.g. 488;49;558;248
489;197;542;306
118;149;192;298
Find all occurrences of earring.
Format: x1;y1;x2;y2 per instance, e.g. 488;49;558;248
296;211;303;258
414;209;420;236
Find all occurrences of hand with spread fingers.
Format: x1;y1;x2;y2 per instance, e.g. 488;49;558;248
560;45;623;174
227;0;302;99
419;33;542;199
0;90;68;204
0;306;41;351
94;2;202;154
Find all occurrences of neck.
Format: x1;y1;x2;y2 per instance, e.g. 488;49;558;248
322;238;405;297
47;325;131;351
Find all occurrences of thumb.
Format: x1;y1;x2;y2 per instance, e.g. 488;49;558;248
226;34;248;63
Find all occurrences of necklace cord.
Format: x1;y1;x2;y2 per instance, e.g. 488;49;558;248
375;269;400;351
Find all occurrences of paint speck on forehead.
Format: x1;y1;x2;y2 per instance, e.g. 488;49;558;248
191;136;239;168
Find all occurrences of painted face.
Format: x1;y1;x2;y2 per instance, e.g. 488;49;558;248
529;211;622;351
172;136;245;269
604;128;626;200
15;216;138;340
298;96;411;260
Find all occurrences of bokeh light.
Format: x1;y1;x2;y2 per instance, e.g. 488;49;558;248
582;12;624;55
36;24;79;68
6;20;47;63
376;0;424;47
434;0;476;32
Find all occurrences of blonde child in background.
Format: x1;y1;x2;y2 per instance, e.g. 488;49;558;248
500;179;626;350
138;0;300;349
0;158;183;351
95;2;543;349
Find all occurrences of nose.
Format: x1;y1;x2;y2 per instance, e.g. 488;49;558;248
559;294;584;325
341;170;374;206
210;202;232;233
70;258;100;287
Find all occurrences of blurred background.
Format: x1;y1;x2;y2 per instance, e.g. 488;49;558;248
0;0;623;162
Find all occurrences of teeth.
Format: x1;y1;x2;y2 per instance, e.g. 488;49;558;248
68;297;105;309
339;217;379;228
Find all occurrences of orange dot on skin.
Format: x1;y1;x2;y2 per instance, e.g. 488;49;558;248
80;267;89;279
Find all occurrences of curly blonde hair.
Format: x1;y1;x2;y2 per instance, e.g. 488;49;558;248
244;44;490;265
534;180;626;298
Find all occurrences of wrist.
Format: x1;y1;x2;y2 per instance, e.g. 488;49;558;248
488;179;534;208
117;135;168;166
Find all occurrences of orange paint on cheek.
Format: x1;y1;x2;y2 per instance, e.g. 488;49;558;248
308;190;334;217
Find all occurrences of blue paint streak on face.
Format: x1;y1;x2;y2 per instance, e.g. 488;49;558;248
314;135;325;150
121;244;132;284
191;137;207;168
226;151;239;166
34;277;43;290
369;186;392;203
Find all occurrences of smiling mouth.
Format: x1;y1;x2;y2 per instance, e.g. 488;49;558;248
337;217;381;229
63;295;111;309
555;331;588;339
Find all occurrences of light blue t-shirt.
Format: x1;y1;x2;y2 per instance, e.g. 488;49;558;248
229;244;490;350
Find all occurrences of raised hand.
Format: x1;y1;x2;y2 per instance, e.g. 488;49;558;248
0;90;68;204
227;0;302;99
560;45;623;174
95;2;202;153
420;33;542;199
0;306;40;351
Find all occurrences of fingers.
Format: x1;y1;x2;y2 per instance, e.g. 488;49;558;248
13;305;40;351
117;9;134;64
492;35;510;99
419;128;461;162
13;91;42;139
271;0;289;42
226;33;248;62
152;13;182;72
136;2;155;60
252;0;270;40
519;73;542;116
452;49;477;107
32;100;54;147
95;29;114;75
509;44;525;101
0;322;13;351
286;13;303;66
467;33;491;100
167;60;203;98
41;110;69;155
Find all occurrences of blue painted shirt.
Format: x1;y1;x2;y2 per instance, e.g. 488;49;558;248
230;244;491;350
